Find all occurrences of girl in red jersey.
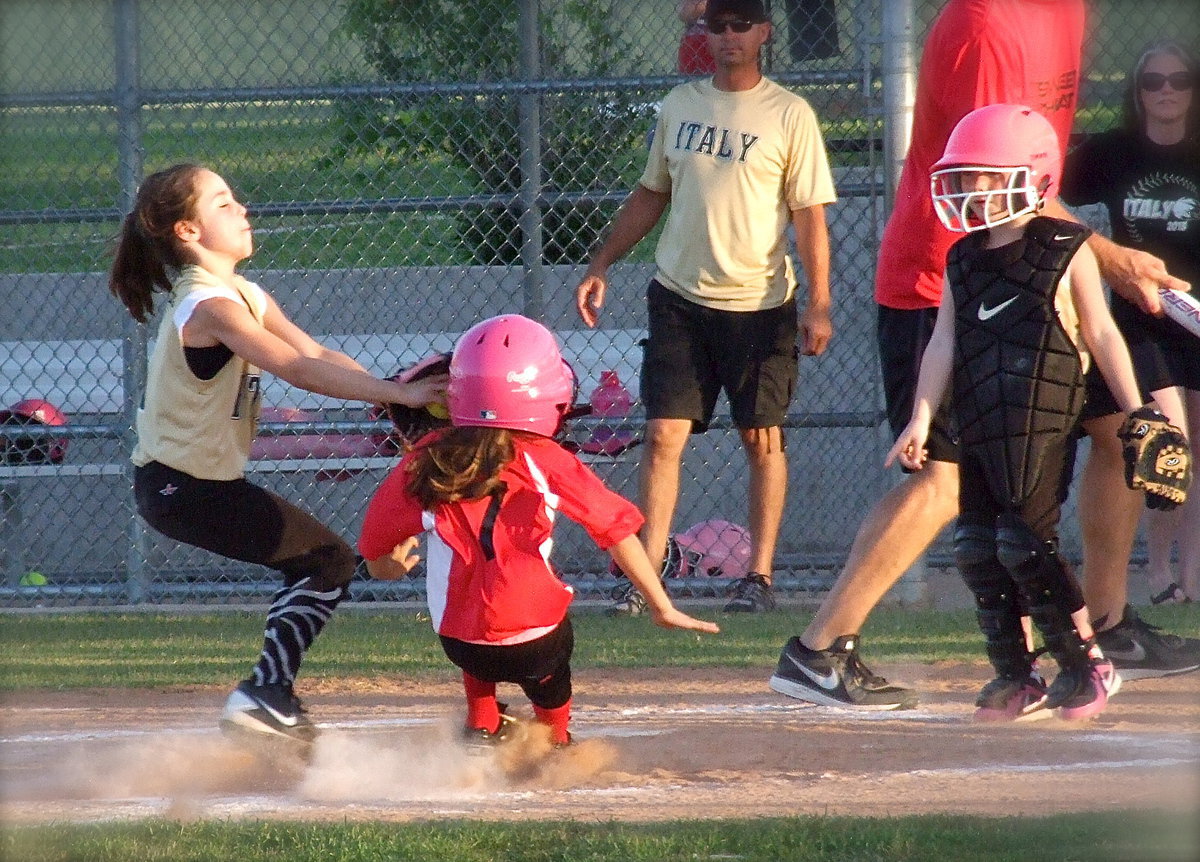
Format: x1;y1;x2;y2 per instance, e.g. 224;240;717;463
359;315;719;746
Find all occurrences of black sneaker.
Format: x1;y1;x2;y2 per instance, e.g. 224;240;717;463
769;635;918;710
461;705;520;751
723;573;776;613
220;679;317;743
1095;605;1200;680
606;580;651;617
1150;583;1190;605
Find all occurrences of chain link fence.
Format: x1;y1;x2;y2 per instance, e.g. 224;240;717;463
2;1;1195;606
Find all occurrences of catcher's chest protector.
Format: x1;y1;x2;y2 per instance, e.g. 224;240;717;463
948;217;1091;506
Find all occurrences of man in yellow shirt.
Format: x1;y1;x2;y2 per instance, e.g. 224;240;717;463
576;0;835;613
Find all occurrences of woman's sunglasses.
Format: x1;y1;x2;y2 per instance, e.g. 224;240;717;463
706;18;756;34
1139;71;1194;92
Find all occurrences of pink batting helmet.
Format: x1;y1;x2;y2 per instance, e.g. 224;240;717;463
448;315;576;438
931;104;1062;232
1;398;68;465
674;519;752;579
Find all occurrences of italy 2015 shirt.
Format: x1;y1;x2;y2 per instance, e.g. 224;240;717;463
359;432;644;645
1062;129;1200;290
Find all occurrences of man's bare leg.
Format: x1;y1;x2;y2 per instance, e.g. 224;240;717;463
638;418;694;569
1075;409;1200;679
740;426;787;579
1178;390;1200;599
1078;413;1143;631
801;459;959;650
1141;387;1188;599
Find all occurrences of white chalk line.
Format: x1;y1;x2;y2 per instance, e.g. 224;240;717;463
0;701;953;746
6;699;1198;747
907;757;1196;777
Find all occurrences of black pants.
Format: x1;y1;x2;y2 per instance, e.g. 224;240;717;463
439;618;574;710
958;434;1078;545
133;460;354;590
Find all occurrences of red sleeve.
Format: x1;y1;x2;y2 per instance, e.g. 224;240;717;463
358;458;427;561
534;442;644;550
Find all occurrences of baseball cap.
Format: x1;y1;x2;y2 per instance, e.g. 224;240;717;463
705;0;769;23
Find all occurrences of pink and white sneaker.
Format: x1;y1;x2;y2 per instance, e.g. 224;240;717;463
1048;658;1122;721
973;671;1051;722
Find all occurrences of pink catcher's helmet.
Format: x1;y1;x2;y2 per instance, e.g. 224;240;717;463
1;398;68;465
673;519;752;579
448;315;576;438
931;104;1062;233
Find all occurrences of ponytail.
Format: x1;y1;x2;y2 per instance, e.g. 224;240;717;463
405;426;516;509
108;163;206;323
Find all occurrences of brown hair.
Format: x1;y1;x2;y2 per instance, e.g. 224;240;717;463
109;163;207;323
405;426;516;509
1121;39;1200;141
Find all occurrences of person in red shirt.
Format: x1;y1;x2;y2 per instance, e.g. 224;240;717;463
677;0;717;75
769;0;1199;712
359;315;719;746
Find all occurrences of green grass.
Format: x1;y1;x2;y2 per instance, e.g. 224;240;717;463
3;812;1198;862
3;604;1198;691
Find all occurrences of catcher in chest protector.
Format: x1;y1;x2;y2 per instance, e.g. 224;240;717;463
889;104;1191;724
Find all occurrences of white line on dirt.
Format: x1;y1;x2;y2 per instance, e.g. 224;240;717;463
4;703;1194;750
908;756;1196;777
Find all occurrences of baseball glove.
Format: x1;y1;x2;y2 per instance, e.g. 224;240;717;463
1118;406;1192;510
377;353;452;451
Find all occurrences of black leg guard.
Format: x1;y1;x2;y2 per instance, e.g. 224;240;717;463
996;514;1089;671
954;520;1032;679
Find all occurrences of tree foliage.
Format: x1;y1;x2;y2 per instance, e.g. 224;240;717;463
335;0;652;264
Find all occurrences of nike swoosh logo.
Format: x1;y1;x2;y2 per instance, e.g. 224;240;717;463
1054;234;1074;241
254;699;300;727
978;296;1018;321
787;654;841;690
1103;643;1148;663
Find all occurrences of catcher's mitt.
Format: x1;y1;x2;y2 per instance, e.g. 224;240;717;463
1118;406;1192;510
376;353;452;451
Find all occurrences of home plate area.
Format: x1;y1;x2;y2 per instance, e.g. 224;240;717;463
2;665;1197;824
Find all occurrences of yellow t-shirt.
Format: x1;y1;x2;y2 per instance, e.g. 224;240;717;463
131;265;268;480
639;75;837;311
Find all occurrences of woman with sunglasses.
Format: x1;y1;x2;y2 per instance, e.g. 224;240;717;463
1062;40;1200;606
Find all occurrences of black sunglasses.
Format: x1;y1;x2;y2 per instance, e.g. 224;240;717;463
706;18;756;34
1139;71;1194;92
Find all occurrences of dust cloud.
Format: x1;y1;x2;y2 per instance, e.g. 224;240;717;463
4;719;618;815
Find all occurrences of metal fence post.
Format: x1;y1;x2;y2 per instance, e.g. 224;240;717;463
880;0;915;211
114;0;148;603
879;0;929;606
517;0;545;320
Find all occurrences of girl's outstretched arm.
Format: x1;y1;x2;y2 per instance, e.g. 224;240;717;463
608;535;720;634
188;296;446;407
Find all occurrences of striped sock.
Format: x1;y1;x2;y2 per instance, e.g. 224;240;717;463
251;577;346;686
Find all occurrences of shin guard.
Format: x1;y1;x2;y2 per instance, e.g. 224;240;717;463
955;520;1032;679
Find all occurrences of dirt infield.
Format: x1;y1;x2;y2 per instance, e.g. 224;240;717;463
2;663;1198;825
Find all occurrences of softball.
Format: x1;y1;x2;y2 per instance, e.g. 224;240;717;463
426;402;449;419
19;571;48;587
